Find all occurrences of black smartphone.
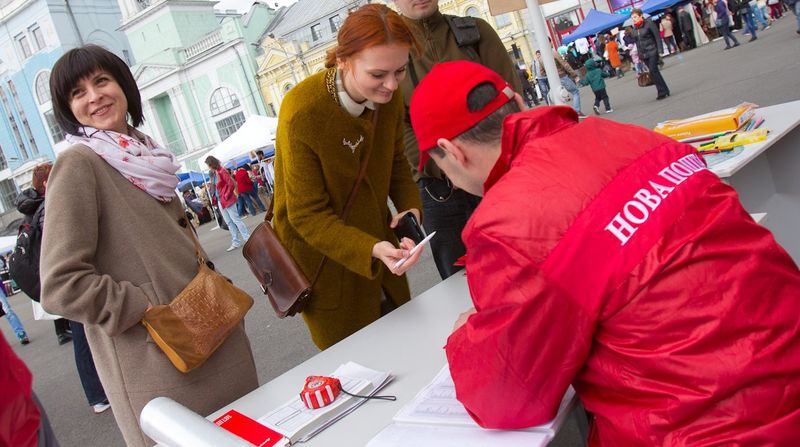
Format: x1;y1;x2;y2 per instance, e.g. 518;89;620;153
393;212;425;244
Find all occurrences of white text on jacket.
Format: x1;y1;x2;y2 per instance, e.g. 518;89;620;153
605;153;707;246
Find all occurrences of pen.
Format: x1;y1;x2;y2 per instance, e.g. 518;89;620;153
394;231;436;269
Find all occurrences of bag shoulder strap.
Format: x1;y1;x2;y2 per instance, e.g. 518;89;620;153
266;108;380;286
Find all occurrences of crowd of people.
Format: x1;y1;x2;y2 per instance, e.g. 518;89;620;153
2;0;799;446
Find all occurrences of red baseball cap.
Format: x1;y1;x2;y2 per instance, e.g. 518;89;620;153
410;61;515;172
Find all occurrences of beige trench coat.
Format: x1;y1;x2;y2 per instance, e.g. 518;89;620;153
40;145;258;446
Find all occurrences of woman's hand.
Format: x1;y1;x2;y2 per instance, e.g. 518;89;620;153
372;237;424;275
389;208;421;229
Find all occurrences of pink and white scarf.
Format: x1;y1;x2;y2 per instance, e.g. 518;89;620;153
67;126;180;202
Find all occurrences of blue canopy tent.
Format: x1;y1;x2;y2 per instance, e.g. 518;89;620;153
222;145;275;170
562;9;627;45
176;171;210;192
641;0;687;14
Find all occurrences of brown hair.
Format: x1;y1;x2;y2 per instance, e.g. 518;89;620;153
32;163;53;194
631;8;644;16
324;4;419;68
204;155;221;170
50;44;143;135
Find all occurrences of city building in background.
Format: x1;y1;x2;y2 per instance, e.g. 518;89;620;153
254;0;561;112
254;0;367;116
0;0;131;217
117;0;279;172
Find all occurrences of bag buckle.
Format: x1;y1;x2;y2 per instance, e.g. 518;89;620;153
260;271;273;294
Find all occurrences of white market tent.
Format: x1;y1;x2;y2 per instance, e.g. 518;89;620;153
204;115;278;164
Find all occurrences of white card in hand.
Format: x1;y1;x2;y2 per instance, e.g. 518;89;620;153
394;231;436;269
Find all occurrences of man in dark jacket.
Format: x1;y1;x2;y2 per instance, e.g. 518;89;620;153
14;183;72;345
395;0;522;280
630;8;671;99
677;7;696;49
714;0;741;48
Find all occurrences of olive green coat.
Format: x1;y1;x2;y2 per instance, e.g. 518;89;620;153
40;145;258;446
273;69;421;350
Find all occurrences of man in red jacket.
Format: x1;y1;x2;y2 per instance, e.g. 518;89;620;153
1;335;59;446
409;61;800;445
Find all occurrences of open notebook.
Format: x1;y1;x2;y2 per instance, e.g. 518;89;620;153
256;362;392;445
367;365;577;447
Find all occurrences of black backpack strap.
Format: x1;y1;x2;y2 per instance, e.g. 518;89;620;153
31;201;45;232
444;15;481;61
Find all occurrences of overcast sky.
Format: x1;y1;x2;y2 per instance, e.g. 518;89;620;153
214;0;298;13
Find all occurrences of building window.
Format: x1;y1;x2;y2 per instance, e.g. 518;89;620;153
137;0;151;11
15;33;32;59
495;13;511;28
266;103;276;117
35;72;50;105
0;87;29;160
466;7;481;18
7;81;38;156
209;87;240;116
0;179;17;213
44;111;65;143
215;111;245;140
283;83;294;93
29;25;45;50
0;144;7;171
311;24;322;42
330;15;342;33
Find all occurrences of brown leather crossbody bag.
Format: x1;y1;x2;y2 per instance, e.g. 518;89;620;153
142;224;253;373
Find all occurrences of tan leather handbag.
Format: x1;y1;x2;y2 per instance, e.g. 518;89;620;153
142;226;253;373
243;109;378;318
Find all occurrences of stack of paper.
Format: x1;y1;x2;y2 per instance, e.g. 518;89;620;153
367;365;577;447
257;362;393;445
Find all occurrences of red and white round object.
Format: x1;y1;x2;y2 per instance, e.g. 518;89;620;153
300;376;341;409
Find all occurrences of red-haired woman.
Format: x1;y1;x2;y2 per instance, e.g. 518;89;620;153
273;4;425;349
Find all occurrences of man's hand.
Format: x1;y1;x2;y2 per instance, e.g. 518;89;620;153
453;307;477;331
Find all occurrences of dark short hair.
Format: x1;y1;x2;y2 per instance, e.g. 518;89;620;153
50;44;142;135
631;8;643;16
457;83;520;146
255;150;265;157
205;155;221;169
428;83;519;159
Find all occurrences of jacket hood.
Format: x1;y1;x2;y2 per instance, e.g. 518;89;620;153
15;188;43;216
585;58;598;70
485;106;579;191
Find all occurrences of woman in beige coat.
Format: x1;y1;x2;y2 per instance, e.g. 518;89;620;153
40;45;258;446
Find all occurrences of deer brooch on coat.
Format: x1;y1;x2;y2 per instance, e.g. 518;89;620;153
343;135;364;154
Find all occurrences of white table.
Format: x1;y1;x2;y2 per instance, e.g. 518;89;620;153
208;273;486;445
708;100;800;263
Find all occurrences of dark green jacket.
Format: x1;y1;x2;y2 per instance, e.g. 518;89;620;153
578;58;610;92
400;11;523;180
